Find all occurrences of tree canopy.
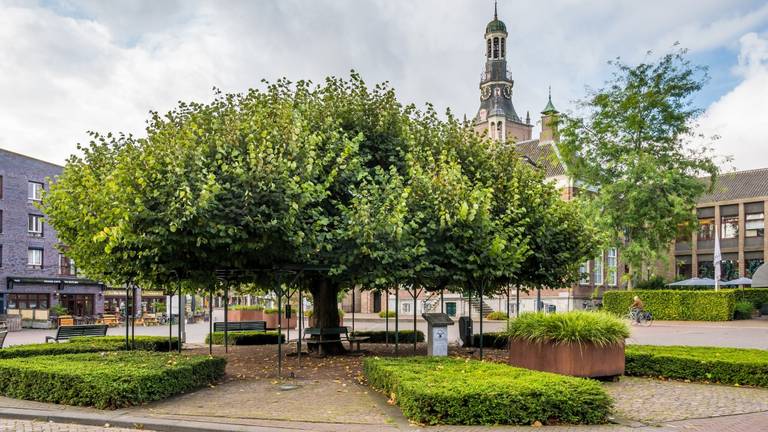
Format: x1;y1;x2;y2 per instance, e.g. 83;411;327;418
557;49;719;285
44;74;598;347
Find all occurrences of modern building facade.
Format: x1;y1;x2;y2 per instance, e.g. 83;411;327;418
0;149;106;323
348;6;625;317
668;168;767;281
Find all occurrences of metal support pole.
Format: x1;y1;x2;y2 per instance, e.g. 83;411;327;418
479;283;484;360
516;285;520;318
384;288;389;346
125;286;130;350
277;291;282;379
394;288;399;355
537;288;542;312
224;283;229;354
131;285;136;347
209;286;213;355
177;284;182;353
506;287;510;319
168;289;173;352
351;287;356;345
412;289;417;354
440;289;444;314
298;285;303;369
468;289;472;347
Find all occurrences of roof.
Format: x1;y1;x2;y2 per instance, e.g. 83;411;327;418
697;168;768;203
486;19;507;34
514;139;567;178
542;87;557;114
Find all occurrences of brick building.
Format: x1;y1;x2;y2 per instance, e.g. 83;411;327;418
667;168;767;281
0;149;106;323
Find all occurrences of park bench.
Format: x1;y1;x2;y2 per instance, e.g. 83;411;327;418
304;327;369;354
0;331;6;349
213;321;267;332
45;324;108;343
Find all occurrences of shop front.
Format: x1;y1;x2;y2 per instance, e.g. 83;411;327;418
5;277;105;327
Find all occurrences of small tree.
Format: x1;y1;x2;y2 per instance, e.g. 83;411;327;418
558;48;719;287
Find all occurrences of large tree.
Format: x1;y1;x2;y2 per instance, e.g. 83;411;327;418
558;49;719;286
45;74;598;353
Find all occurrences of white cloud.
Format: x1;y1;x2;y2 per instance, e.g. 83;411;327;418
0;0;767;168
697;32;768;170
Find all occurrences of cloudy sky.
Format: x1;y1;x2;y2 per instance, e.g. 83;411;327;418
2;0;767;170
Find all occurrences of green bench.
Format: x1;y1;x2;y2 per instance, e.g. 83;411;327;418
46;324;108;343
304;327;369;354
213;321;266;332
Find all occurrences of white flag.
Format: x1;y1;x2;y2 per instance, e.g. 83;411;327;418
714;224;721;291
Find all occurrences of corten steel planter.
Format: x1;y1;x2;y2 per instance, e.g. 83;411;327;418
508;338;625;378
229;310;263;322
264;313;297;330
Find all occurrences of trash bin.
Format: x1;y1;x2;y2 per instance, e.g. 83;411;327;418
546;304;556;313
458;316;473;347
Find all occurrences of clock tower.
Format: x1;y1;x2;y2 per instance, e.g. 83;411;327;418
474;3;532;143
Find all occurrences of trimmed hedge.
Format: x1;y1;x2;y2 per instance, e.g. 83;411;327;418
0;336;180;359
378;310;396;318
734;288;768;310
485;311;509;320
603;290;735;321
0;351;225;409
205;331;284;345
231;305;264;311
625;345;768;387
364;357;612;425
471;332;509;348
733;301;754;320
350;330;424;343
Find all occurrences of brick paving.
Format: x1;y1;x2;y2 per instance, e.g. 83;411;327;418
0;419;148;432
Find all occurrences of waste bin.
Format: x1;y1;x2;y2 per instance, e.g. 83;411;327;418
546;304;556;313
458;316;473;347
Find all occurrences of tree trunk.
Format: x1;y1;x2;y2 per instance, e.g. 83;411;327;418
308;277;346;355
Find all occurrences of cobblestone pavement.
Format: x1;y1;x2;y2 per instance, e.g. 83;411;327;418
606;376;768;423
0;419;148;432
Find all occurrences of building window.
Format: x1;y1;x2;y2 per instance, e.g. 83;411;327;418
28;181;44;201
579;261;590;284
676;257;692;279
7;293;49;310
59;254;76;276
493;37;499;58
698;261;714;279
0;175;3;199
0;245;3;267
0;210;3;233
28;214;44;237
500;37;505;57
402;301;411;314
59;294;94;316
747;258;765;277
607;248;618;285
446;302;457;316
486;38;491;58
721;215;738;239
27;247;43;268
496;122;502;140
593;253;604;285
721;259;739;281
697;217;715;241
746;212;764;238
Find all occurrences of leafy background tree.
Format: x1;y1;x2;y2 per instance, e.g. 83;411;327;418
558;48;720;287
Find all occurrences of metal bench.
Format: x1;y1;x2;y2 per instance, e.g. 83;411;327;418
304;327;369;354
45;324;108;343
213;321;267;332
0;331;6;349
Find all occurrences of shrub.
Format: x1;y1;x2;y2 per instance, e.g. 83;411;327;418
625;345;768;387
49;304;68;316
205;331;284;345
734;288;768;310
364;357;612;425
231;305;264;311
0;351;225;409
733;301;754;320
603;290;735;321
350;330;423;343
471;332;508;348
0;336;179;359
635;275;667;290
485;311;509;320
507;311;628;346
378;310;396;318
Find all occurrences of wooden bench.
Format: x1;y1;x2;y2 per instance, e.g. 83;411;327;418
97;314;119;327
46;324;108;343
304;327;370;354
213;321;267;333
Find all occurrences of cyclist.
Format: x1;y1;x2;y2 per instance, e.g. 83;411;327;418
630;296;645;323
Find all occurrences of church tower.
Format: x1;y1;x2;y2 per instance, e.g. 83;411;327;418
474;2;533;143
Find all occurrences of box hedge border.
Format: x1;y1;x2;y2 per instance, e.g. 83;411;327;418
625;345;768;387
205;331;284;345
0;336;180;359
603;289;735;321
0;351;225;409
363;357;612;425
350;330;424;343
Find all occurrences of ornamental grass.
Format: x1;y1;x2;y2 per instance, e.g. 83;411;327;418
507;311;629;346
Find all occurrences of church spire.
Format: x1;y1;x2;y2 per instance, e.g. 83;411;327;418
494;0;498;20
542;86;557;114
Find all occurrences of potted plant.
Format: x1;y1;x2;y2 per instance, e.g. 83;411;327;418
507;311;629;379
263;307;299;330
230;305;264;322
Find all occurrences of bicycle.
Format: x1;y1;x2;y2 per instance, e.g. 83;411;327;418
626;308;653;326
